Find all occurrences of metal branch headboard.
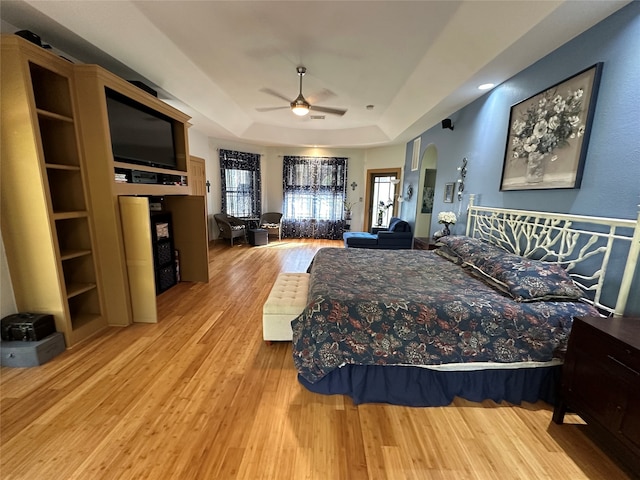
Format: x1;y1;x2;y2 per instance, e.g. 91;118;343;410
465;194;639;316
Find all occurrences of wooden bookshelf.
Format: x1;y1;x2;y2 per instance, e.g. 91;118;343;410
1;35;106;347
2;34;209;338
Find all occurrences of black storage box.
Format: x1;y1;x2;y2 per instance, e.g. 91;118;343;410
1;313;56;341
249;229;268;246
1;332;66;367
156;264;177;294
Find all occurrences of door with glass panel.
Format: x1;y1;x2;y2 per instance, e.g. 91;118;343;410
364;168;401;232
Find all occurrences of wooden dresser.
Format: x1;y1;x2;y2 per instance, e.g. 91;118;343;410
553;316;640;475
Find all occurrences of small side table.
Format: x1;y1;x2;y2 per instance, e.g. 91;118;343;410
248;229;268;246
413;237;437;250
240;217;260;230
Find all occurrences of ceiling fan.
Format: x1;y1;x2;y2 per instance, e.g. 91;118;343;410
257;66;347;117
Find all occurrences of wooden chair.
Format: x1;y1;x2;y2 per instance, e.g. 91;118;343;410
260;212;283;241
214;213;247;246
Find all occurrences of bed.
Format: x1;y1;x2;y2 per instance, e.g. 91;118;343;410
291;195;639;406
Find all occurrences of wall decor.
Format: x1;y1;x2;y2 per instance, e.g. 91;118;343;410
500;63;603;191
443;183;455;203
457;157;468;201
421;169;436;213
421;185;434;213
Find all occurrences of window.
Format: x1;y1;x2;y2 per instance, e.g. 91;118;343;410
411;137;421;171
219;149;261;218
282;156;347;239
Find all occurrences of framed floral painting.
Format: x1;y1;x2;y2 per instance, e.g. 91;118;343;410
500;63;603;191
443;183;455;203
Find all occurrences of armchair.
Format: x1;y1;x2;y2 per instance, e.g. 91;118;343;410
259;212;283;241
343;217;413;249
214;213;247;246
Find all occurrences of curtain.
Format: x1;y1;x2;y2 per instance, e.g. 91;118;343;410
219;149;261;218
282;156;347;239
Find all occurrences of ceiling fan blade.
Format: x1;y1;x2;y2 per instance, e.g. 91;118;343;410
309;105;347;116
259;88;292;103
256;106;289;112
307;88;335;105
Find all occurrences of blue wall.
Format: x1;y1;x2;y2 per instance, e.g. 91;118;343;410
404;3;639;315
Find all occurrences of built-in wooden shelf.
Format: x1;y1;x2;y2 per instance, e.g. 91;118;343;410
66;283;97;299
60;249;92;261
113;182;191;196
46;163;81;171
2;35;106;347
3;34;208;344
36;108;74;123
53;211;88;220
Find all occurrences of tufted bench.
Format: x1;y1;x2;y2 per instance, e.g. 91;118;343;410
263;273;310;343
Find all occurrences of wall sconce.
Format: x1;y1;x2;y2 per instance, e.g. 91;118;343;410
406;183;414;200
457;157;468;201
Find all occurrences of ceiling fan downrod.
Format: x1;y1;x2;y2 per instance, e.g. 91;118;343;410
291;66;310;116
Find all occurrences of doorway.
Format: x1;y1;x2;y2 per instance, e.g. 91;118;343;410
364;168;401;232
414;144;438;238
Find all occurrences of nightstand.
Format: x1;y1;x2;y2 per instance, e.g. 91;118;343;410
553;316;640;474
413;237;437;250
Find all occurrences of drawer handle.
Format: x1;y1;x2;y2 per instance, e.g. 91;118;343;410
607;355;640;376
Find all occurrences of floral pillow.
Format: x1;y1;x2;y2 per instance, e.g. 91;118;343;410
436;236;507;265
475;253;584;302
436;236;584;302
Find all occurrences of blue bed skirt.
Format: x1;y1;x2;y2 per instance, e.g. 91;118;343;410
298;364;561;406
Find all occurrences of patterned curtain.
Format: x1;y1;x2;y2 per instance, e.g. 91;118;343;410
219;149;261;218
282;156;347;240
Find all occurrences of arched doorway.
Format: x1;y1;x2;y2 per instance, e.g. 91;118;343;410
413;144;437;238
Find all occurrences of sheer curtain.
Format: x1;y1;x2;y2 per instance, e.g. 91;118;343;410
219;149;261;218
282;156;347;239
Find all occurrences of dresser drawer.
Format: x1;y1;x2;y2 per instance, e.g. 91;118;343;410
569;319;640;384
555;316;640;474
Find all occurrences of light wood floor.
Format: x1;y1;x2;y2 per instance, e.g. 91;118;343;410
1;239;635;480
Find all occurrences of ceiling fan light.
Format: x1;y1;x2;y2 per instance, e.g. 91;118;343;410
291;97;310;116
292;104;309;116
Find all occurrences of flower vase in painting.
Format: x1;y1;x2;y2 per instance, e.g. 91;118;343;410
526;151;546;183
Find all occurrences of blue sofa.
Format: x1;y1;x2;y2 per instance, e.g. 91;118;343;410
343;217;413;249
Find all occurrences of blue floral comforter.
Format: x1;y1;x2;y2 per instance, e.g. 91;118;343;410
292;248;599;383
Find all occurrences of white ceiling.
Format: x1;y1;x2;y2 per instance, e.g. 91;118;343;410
0;0;629;148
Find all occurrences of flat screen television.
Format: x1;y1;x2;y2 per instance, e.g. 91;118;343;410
105;88;177;170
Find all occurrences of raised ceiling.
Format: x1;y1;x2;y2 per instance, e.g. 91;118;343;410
0;0;629;148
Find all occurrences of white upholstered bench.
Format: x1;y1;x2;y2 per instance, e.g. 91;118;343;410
263;273;309;343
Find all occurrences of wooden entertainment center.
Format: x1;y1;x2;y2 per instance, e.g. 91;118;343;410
1;35;209;347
